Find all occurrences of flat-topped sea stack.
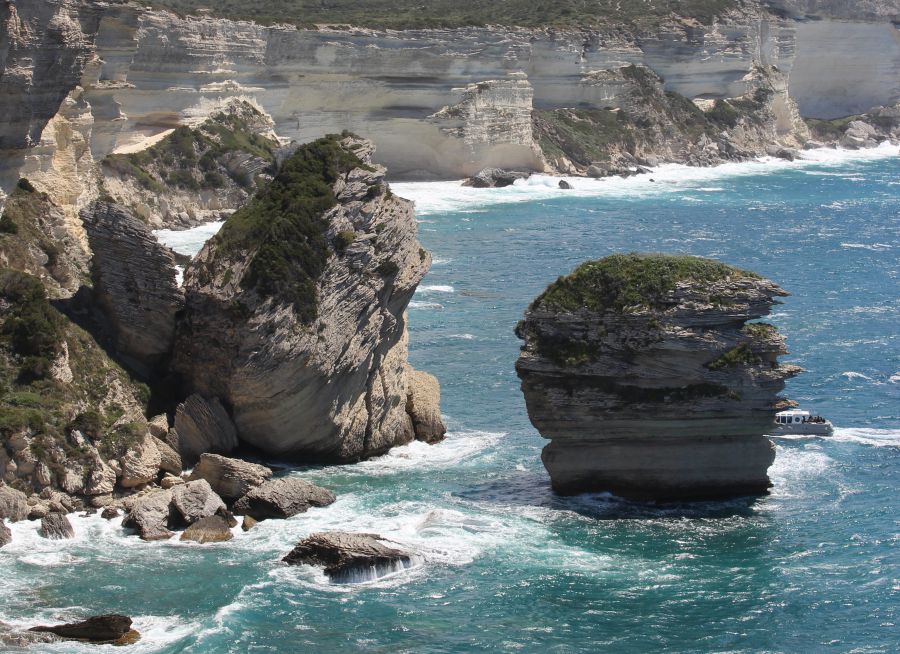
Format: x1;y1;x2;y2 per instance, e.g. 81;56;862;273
174;134;444;462
515;254;800;501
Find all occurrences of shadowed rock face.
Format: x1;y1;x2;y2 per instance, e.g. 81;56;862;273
174;135;441;462
516;254;800;500
283;531;413;583
29;614;134;643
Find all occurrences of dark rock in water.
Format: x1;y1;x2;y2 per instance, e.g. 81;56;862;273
80;201;183;374
100;507;120;520
558;180;572;189
180;515;233;544
29;614;135;644
516;253;799;500
233;477;336;520
188;453;272;502
173;395;239;466
217;507;239;528
463;168;530;188
0;522;10;548
0;486;29;522
241;515;257;532
283;531;413;583
766;145;799;161
39;513;75;540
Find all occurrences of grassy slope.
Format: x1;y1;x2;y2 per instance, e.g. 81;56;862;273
148;0;738;29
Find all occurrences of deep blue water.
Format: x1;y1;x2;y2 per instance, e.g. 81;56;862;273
2;152;898;653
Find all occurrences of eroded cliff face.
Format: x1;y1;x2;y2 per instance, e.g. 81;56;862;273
175;135;441;461
1;0;896;195
515;254;799;500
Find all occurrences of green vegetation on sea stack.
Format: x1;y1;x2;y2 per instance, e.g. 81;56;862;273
210;134;365;322
534;253;761;313
149;0;738;29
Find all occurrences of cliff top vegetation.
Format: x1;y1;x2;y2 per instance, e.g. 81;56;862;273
148;0;739;30
205;133;366;322
533;253;761;313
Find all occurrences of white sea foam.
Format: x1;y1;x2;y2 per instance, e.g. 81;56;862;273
889;373;900;384
840;242;893;251
408;300;443;310
448;333;476;340
154;220;224;256
391;142;899;215
417;284;455;293
831;428;900;448
841;371;875;382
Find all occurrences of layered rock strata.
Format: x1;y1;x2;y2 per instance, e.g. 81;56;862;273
283;531;414;584
175;135;444;462
515;253;799;500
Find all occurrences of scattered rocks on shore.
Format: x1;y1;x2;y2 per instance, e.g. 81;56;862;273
233;477;336;521
283;531;414;583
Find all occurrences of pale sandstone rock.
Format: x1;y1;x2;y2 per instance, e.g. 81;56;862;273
405;368;446;443
188;454;272;502
180;515;233;544
154;438;182;476
148;415;169;440
120;434;162;488
122;489;173;541
170;479;226;526
0;486;29;522
173;395;239;465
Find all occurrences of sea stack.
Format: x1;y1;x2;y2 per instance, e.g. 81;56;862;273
174;134;444;462
515;253;800;500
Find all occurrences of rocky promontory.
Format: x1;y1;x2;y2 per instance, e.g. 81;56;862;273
516;253;799;500
175;133;444;462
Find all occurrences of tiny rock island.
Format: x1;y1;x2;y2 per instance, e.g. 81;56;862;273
515;253;800;500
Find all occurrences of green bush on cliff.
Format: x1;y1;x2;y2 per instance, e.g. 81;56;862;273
534;253;760;313
211;134;365;322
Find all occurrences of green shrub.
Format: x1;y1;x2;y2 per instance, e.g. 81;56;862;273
375;260;399;277
16;178;36;193
706;342;761;370
333;230;356;254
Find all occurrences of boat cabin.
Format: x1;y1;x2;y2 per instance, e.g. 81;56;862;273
775;410;811;425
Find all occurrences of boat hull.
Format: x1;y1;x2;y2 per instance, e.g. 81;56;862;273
769;422;834;437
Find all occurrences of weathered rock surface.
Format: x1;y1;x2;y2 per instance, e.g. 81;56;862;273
119;433;162;488
174;135;440;462
80;200;183;371
283;532;413;583
39;513;75;539
233;477;336;521
516;253;800;500
0;485;29;522
0;521;11;547
462;167;531;188
172;395;238;465
122;489;174;541
170;479;226;526
180;514;233;544
188;454;272;502
154;437;182;476
29;614;134;644
406;368;446;443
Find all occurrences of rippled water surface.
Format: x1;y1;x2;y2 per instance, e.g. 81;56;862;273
2;149;898;653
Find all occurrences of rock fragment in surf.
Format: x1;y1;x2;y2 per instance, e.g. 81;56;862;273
39;513;75;539
188;453;272;501
180;514;234;544
0;521;10;547
233;477;335;520
283;531;414;583
29;614;138;644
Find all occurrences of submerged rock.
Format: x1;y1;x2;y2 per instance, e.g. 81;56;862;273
233;477;336;520
39;513;75;539
516;253;799;500
283;531;414;583
29;614;136;644
188;454;272;502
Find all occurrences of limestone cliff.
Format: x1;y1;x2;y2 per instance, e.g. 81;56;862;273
515;254;799;500
175;134;443;461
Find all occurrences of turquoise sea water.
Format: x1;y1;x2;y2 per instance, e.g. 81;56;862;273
2;149;899;653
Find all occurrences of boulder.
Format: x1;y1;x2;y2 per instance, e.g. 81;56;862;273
0;522;10;548
154;437;182;476
100;507;120;520
558;180;572;189
122;489;174;541
0;486;29;522
241;515;257;532
120;434;162;488
405;368;446;443
160;474;184;489
82;454;117;496
462;168;530;188
173;395;238;465
766;145;799;161
39;513;75;540
148;414;170;440
29;615;135;644
840;120;878;149
188;454;272;502
180;515;233;544
233;477;336;521
515;253;799;500
283;532;413;583
170;479;226;526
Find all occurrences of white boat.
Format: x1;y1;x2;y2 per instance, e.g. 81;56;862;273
770;409;834;436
